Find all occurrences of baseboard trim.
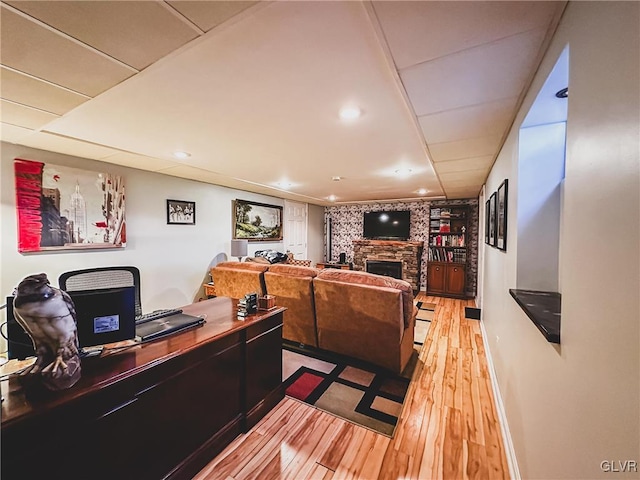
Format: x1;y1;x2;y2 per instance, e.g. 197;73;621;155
479;318;521;480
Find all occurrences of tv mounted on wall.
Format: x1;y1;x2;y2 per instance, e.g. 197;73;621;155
363;210;411;240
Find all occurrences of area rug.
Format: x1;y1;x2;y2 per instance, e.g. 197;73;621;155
282;344;415;437
414;301;435;346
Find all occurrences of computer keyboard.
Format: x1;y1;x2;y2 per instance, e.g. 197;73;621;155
135;308;183;325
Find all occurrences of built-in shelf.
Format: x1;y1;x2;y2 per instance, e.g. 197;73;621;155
509;289;561;343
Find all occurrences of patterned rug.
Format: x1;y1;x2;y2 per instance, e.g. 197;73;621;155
414;300;436;346
282;344;414;436
281;302;436;436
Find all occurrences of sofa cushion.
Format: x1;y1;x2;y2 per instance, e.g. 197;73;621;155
215;261;269;272
267;263;318;277
316;269;414;328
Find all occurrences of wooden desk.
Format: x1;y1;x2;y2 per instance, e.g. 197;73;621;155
316;262;352;270
1;297;285;480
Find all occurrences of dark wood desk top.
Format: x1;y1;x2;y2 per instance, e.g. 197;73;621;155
1;297;285;428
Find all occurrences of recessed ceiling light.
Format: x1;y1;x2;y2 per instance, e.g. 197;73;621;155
332;176;342;181
417;188;428;195
339;106;361;121
276;181;292;189
173;151;191;159
394;168;413;177
328;195;337;202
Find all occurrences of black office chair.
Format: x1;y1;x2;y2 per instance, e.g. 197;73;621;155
58;266;143;317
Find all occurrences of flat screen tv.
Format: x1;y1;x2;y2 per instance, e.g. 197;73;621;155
363;210;411;240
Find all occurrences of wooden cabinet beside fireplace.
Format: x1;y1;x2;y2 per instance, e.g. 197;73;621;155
427;205;468;298
427;262;466;297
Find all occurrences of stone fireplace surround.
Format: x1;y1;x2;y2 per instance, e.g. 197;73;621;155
352;239;424;292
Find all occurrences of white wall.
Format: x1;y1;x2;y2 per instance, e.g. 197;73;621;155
1;143;318;352
481;2;639;479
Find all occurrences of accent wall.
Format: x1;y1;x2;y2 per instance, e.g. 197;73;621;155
326;198;479;295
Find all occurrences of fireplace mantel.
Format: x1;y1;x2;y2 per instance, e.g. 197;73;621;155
352;239;424;291
353;239;424;248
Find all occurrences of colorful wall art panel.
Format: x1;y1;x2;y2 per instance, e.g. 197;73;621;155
14;158;126;253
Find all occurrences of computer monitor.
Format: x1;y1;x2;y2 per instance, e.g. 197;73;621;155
69;286;136;348
4;286;136;358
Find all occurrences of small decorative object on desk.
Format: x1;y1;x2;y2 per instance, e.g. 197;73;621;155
258;294;276;311
12;273;82;391
237;292;258;319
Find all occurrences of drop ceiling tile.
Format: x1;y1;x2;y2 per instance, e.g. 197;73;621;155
373;1;563;69
167;1;259;32
17;131;121;160
1;100;59;129
439;169;488;183
430;135;502;162
434;156;495;173
400;28;547;116
1;67;88;115
443;186;482;199
101;152;180;172
1;122;34;144
443;181;481;196
5;1;199;70
419;97;517;145
0;6;135;96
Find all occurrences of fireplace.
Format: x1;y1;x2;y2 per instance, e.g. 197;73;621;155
353;239;424;291
366;260;403;280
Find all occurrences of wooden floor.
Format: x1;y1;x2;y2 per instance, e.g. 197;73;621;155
194;295;510;480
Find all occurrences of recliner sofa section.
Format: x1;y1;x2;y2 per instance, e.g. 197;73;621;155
210;261;268;299
264;263;318;347
313;269;416;373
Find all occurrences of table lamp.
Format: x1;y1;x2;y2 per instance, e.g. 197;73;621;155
231;239;248;262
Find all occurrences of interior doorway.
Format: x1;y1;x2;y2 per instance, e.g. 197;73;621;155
283;200;308;261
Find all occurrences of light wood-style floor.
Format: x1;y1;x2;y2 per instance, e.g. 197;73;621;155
194;295;510;480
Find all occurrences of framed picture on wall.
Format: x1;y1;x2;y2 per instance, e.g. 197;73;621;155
233;199;283;241
488;192;497;247
167;199;196;225
496;179;508;251
14;158;126;252
485;199;491;244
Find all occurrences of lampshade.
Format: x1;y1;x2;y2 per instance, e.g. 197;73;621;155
230;239;248;259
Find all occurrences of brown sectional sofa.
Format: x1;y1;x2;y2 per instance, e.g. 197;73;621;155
210;262;417;373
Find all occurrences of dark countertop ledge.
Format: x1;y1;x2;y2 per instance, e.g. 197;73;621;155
509;289;561;344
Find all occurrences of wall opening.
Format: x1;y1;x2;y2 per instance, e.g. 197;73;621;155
516;46;568;293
